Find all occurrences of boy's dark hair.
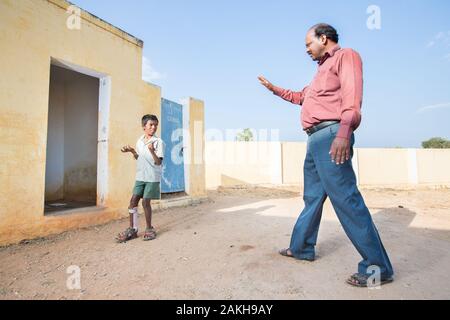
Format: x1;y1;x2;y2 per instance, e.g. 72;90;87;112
310;23;339;43
141;114;159;127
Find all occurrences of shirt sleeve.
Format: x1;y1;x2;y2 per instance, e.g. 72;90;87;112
272;85;309;105
135;141;140;155
336;49;363;140
155;139;164;159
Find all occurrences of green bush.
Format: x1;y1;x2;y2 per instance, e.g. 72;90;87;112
422;137;450;149
236;128;254;141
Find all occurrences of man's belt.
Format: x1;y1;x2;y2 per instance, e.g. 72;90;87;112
304;121;340;136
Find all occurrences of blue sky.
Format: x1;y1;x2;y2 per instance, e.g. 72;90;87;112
72;0;450;147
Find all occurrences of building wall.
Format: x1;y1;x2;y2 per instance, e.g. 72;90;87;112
184;98;207;197
281;142;306;185
0;0;195;245
205;141;283;189
417;149;450;185
357;149;410;186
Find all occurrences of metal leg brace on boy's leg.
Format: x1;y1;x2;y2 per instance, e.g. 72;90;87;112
129;207;139;231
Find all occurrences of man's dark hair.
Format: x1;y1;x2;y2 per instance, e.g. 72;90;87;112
142;114;159;127
310;23;339;43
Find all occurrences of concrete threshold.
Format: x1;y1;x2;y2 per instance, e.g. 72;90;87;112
44;205;107;217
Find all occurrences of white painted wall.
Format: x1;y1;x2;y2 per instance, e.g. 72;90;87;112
97;76;111;206
205;141;284;189
205;142;450;189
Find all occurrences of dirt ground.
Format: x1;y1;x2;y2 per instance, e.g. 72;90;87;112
1;185;450;300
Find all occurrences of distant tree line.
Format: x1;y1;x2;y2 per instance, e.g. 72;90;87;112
236;128;254;141
422;137;450;149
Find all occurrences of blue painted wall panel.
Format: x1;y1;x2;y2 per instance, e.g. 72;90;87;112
161;98;185;193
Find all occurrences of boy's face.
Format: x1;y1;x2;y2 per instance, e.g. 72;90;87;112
143;120;158;136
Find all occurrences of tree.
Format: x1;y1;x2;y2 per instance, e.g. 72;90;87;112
236;128;254;141
422;137;450;149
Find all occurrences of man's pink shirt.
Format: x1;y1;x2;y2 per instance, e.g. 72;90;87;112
272;45;363;139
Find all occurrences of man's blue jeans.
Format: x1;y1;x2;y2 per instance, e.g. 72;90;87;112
289;123;394;278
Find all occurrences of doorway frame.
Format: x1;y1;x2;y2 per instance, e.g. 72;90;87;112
45;57;111;213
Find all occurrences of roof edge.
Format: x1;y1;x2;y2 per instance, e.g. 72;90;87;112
47;0;144;48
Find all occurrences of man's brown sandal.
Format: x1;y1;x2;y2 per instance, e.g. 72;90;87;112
279;248;295;258
346;273;394;287
279;248;315;261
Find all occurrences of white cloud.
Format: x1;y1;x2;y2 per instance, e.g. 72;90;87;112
416;102;450;114
426;31;450;62
426;40;435;48
426;31;450;48
142;56;166;82
435;31;445;40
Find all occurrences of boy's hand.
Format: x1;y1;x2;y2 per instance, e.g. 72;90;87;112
258;75;275;92
121;145;134;153
148;142;155;152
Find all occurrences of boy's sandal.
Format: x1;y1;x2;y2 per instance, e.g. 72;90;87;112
143;228;157;241
346;273;394;287
115;227;138;243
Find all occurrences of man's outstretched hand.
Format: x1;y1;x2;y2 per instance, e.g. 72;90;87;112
258;76;275;92
329;137;350;165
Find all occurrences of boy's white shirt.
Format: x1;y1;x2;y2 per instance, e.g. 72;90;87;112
135;134;164;182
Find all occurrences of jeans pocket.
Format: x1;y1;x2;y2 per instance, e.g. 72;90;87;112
329;123;339;137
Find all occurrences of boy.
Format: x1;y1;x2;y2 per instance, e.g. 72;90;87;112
115;114;164;242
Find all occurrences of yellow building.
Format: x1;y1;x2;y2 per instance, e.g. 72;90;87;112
0;0;206;245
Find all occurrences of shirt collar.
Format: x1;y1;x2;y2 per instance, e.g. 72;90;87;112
318;44;341;65
140;134;158;141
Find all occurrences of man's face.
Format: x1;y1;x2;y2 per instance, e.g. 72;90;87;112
305;30;326;61
143;120;158;136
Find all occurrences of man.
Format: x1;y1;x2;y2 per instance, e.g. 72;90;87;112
258;23;393;287
115;114;164;242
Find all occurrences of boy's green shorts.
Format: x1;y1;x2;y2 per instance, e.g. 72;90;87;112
132;181;161;199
